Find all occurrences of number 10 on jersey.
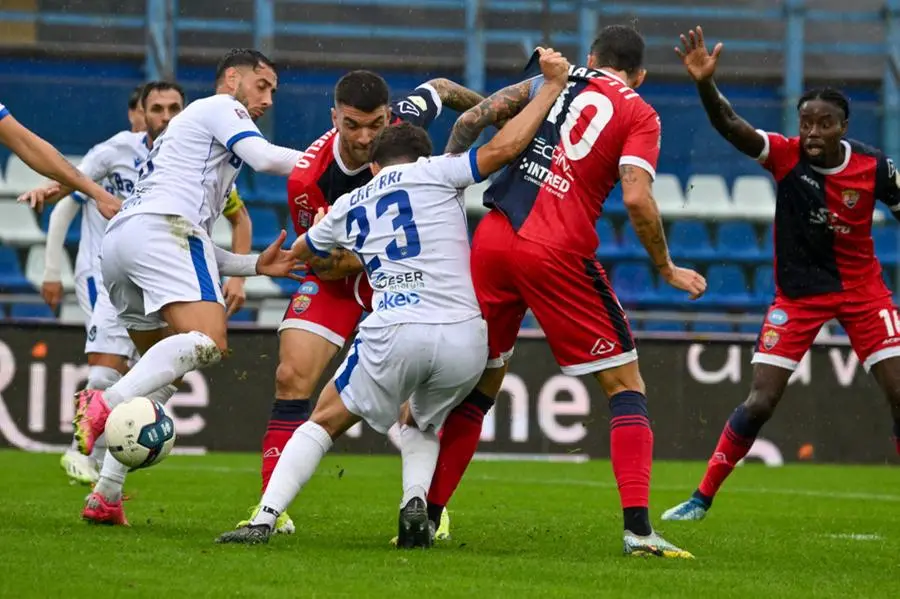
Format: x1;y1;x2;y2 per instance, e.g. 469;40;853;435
346;190;421;275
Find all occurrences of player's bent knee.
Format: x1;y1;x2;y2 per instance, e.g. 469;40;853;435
594;361;646;399
185;330;225;367
275;360;316;398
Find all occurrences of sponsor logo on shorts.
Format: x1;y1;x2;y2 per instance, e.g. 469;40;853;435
299;281;319;295
292;294;312;314
376;292;421;311
762;329;780;350
87;326;97;342
767;309;789;326
371;271;425;292
842;189;860;209
590;337;616;356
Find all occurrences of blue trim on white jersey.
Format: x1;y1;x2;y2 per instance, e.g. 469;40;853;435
0;107;9;121
335;338;362;394
305;233;331;258
187;236;217;302
86;276;98;309
225;130;263;151
72;192;88;205
468;148;484;183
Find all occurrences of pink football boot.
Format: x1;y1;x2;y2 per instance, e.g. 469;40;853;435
82;492;129;526
72;389;111;456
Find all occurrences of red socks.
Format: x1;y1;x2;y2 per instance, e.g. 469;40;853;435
696;404;764;503
608;391;653;508
426;389;494;521
261;399;310;494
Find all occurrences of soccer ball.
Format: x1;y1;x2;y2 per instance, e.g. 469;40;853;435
105;397;176;470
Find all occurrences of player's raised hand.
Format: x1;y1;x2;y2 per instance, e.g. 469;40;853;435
661;264;707;300
17;182;60;211
536;47;570;86
256;230;306;281
675;26;723;82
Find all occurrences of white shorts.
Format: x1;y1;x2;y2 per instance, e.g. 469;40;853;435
84;272;139;360
73;272;98;330
101;213;225;331
334;317;488;434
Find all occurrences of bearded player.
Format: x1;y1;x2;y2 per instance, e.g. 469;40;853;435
234;72;486;533
663;28;900;521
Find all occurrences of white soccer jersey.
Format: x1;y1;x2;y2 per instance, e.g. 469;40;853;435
74;130;149;280
306;150;484;329
112;94;262;234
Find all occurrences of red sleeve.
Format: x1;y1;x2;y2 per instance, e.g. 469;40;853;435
287;169;328;236
619;104;661;179
757;131;800;181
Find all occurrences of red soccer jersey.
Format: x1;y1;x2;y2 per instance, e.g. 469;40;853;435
287;85;443;235
757;132;900;298
485;65;661;257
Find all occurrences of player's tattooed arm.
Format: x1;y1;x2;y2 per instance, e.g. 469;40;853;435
425;78;485;113
445;80;533;153
620;165;673;272
308;249;364;281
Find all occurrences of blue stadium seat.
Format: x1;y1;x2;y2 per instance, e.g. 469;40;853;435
668;221;715;260
248;207;283;250
595;219;622;260
693;321;735;333
228;308;256;323
739;318;763;334
762;224;775;257
252;174;288;205
10;303;54;320
0;247;32;292
753;265;775;306
39;204;83;245
604;184;626;216
611;262;658;304
831;322;848;337
715;221;763;262
520;311;540;330
282;226;298;250
874;225;899;265
275;278;299;296
642;320;686;332
699;264;752;308
618;226;645;259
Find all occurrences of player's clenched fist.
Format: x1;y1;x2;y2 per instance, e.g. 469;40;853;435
661;264;707;300
536;47;570;85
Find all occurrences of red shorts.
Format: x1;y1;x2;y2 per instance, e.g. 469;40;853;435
472;210;636;375
754;277;900;372
279;272;373;347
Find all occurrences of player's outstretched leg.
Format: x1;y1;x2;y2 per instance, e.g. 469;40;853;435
73;331;223;456
868;357;900;457
62;366;122;485
662;364;790;522
219;382;357;545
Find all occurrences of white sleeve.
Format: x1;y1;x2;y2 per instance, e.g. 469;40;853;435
77;142;114;182
203;96;266;152
213;245;259;277
231;136;303;176
416;150;484;189
305;198;352;256
43;196;80;281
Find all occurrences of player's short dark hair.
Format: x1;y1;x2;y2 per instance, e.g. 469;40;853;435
215;49;277;83
369;122;433;166
589;25;645;76
334;70;390;113
128;84;145;110
797;87;850;120
140;81;186;109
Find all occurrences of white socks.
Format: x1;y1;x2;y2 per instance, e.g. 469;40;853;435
104;331;220;408
399;424;439;508
252;421;333;528
95;384;178;502
87;365;122;390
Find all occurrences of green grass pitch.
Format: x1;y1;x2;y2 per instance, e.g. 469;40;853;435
0;450;897;598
